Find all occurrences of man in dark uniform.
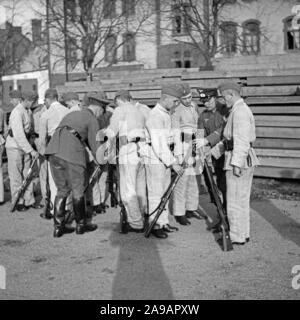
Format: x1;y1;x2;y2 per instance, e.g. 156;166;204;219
196;88;228;209
45;106;99;237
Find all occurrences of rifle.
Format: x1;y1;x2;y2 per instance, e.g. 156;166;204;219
202;158;233;252
10;155;39;213
144;142;192;238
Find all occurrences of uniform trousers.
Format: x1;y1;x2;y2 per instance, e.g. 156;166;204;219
49;156;85;200
170;171;199;216
145;162;171;229
38;156;47;206
6;148;35;206
119;143;147;229
226;167;254;243
0;145;4;202
87;162;108;206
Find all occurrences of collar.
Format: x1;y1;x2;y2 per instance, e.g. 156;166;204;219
230;98;244;113
156;103;170;114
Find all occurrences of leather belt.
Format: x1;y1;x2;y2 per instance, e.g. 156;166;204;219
223;139;253;151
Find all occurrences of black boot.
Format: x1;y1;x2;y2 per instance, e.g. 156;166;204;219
40;204;53;220
53;196;67;237
73;197;98;234
73;197;86;234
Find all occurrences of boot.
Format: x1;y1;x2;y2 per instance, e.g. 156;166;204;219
73;197;86;235
53;196;67;237
73;197;98;234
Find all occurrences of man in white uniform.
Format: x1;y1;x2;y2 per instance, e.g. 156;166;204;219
38;89;70;218
5;90;40;211
171;83;203;225
105;90;149;232
144;84;184;239
216;82;260;245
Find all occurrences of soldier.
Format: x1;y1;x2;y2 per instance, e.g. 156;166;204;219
171;83;203;225
5;90;40;211
32;103;49;218
144;84;184;239
45;100;99;237
62;92;82;112
104;90;149;232
0;105;6;205
196;88;228;210
215;81;260;245
38;89;70;219
84;92;111;215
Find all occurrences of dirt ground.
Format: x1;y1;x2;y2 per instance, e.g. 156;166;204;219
0;168;300;300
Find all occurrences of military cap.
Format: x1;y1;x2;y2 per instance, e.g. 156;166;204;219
218;81;241;94
114;90;132;102
22;90;38;101
62;91;80;102
180;83;192;98
83;91;110;107
197;88;218;102
161;83;183;98
9;90;22;99
45;88;58;99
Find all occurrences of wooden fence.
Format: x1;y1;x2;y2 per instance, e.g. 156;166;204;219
56;68;300;180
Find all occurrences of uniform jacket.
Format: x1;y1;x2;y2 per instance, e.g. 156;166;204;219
45;109;99;168
5;103;34;153
198;105;226;147
106;102;148;141
0;108;6;146
145;103;176;167
223;98;260;170
38;101;70;155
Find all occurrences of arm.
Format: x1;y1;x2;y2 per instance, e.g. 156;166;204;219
205;114;225;147
88;116;100;157
231;107;251;168
105;108;124;138
147;117;176;168
11;110;34;154
171;110;183;160
38;113;48;155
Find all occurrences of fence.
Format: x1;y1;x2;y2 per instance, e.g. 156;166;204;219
56;68;300;180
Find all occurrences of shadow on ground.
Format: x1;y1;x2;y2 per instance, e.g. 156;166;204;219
252;200;300;248
109;223;174;300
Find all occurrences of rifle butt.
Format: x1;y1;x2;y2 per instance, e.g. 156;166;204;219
119;208;128;234
221;226;233;252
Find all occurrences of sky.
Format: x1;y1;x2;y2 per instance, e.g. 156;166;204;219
0;0;45;37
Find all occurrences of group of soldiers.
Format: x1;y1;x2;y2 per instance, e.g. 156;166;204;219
0;80;259;245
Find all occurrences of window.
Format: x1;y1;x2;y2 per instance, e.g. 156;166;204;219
220;21;237;54
105;34;117;64
283;16;300;50
67;37;78;68
243;20;260;54
122;0;135;17
103;0;116;19
9;85;13;92
66;0;77;21
33;84;37;91
172;49;192;68
18;85;22;91
123;33;135;62
172;3;191;36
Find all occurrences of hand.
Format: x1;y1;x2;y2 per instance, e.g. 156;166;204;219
233;165;242;177
30;150;39;158
193;138;208;149
172;164;184;176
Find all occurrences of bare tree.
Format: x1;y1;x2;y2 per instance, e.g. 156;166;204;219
0;0;32;77
159;0;278;69
36;0;155;75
